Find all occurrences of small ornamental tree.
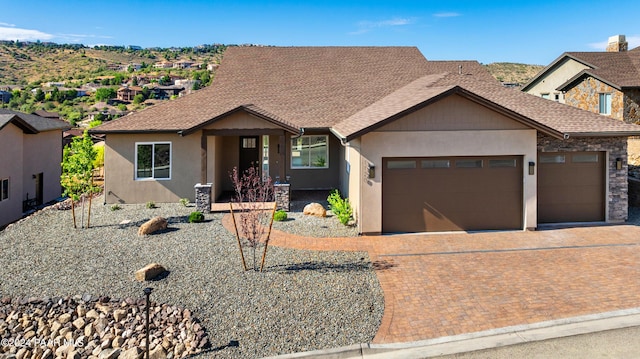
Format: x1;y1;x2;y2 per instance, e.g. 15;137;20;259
61;131;98;228
229;166;276;271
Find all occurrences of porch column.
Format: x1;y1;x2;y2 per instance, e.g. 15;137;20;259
200;133;207;184
194;183;212;213
274;183;290;211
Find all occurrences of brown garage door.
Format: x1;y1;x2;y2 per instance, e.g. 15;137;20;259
382;156;523;233
537;152;605;223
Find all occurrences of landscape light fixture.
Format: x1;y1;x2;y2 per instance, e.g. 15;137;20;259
143;287;154;359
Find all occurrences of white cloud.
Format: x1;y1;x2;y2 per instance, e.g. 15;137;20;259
588;35;640;50
350;17;415;35
0;22;16;27
433;12;461;18
0;26;54;42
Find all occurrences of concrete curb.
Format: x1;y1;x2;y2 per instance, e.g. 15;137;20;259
261;308;640;359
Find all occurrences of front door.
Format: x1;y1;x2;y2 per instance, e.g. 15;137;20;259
35;172;43;206
239;136;259;175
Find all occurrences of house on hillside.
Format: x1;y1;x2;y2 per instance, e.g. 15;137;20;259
522;35;640;164
117;86;144;102
90;46;640;234
0;109;70;228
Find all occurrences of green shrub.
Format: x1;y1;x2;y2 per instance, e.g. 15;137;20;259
179;198;189;207
146;201;156;209
188;211;205;223
110;204;121;211
327;189;353;226
273;209;288;221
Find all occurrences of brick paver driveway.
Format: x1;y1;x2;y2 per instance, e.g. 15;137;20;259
223;216;640;345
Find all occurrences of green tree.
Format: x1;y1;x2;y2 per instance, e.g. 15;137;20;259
133;94;145;104
61;131;98;229
95;87;116;101
34;88;45;101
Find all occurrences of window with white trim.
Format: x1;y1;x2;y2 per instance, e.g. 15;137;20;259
135;142;171;180
0;178;8;201
291;135;328;168
599;93;611;115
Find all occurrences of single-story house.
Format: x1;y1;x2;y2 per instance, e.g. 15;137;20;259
0;109;70;228
90;47;640;234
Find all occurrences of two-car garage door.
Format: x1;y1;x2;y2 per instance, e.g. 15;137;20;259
382;152;605;233
382;156;523;232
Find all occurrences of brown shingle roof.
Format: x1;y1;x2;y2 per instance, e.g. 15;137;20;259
524;49;640;91
92;46;640;139
334;72;640;141
92;47;436;133
0;109;69;132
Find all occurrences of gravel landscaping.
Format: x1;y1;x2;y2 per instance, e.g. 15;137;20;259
0;196;383;358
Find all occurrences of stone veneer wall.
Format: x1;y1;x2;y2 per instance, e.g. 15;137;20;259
274;183;290;211
194;183;212;213
537;133;628;221
623;88;640;125
564;77;624;121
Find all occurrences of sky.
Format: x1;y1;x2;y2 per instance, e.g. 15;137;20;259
1;0;640;65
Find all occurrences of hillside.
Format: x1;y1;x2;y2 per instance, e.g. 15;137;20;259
485;62;544;85
0;42;224;85
0;42;543;87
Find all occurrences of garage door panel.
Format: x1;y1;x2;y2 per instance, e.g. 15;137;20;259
383;156;523;232
537;151;604;223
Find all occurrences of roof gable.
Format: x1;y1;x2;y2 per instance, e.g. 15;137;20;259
0;109;69;133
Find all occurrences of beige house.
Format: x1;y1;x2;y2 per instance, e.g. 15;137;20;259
91;47;640;234
0;109;69;228
522;35;640;164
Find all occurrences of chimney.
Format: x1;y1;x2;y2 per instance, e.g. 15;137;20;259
606;35;628;52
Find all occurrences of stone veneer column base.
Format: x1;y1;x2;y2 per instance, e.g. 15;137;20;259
274;183;290;211
194;183;212;213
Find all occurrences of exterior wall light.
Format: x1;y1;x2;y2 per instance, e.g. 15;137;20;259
616;157;623;170
367;162;375;179
528;161;536;175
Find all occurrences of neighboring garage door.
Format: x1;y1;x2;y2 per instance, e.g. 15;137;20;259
537;151;605;223
382;156;523;233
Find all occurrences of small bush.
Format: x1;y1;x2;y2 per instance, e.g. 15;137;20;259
327;189;353;226
188;211;205;223
110;204;121;211
146;201;156;209
273;210;288;221
179;198;189;207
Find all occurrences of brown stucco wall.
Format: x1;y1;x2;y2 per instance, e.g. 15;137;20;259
537;134;628;222
564;78;624;121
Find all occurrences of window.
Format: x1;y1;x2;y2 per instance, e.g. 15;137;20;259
489;159;517;168
291;135;328;168
387;160;416;169
540;154;565;164
421;159;450;168
572;153;599;163
456;159;483;168
136;142;171;180
554;93;561;102
599;93;611;115
0;178;8;201
541;93;550;99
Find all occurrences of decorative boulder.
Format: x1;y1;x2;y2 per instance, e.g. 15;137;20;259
303;203;326;217
135;263;166;282
138;216;168;235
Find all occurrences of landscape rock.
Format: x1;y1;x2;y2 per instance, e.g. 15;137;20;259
138;216;168;236
303;202;326;217
135;263;166;282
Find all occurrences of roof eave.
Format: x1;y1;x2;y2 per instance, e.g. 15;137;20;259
556;71;622;92
567;131;640;138
180;104;300;136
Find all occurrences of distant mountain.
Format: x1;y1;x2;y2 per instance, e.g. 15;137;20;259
485;62;545;86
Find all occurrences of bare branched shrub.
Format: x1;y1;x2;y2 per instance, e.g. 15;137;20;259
229;166;275;271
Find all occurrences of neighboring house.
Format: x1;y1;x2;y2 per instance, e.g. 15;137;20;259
151;85;185;99
117;86;144;102
522;35;640;163
90;47;640;234
0;109;70;228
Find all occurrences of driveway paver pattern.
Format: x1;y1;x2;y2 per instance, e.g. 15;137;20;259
222;215;640;345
